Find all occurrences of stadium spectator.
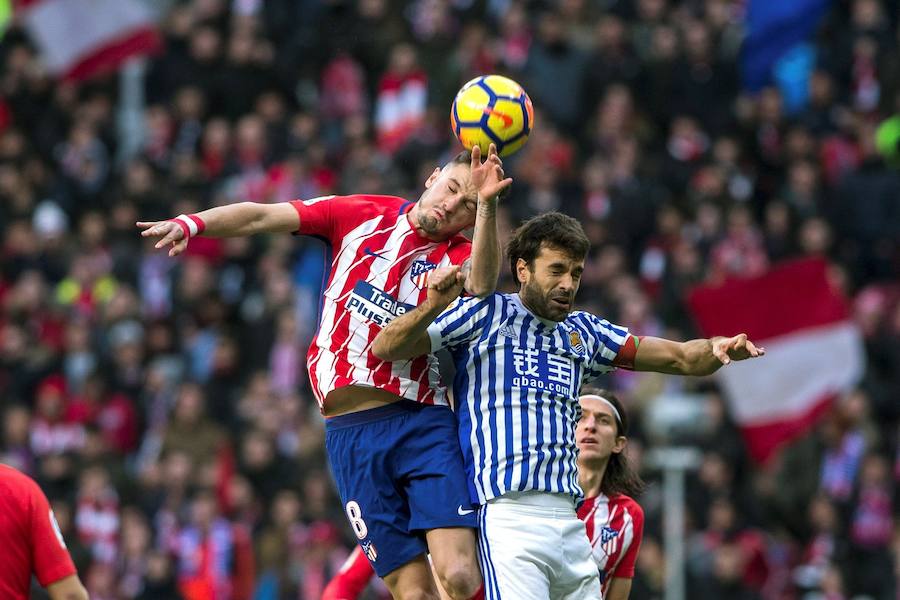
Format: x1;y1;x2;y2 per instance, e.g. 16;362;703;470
0;0;897;598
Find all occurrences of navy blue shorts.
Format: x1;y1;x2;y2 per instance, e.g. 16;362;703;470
325;400;477;577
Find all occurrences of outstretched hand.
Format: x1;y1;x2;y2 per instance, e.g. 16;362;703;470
469;143;513;202
712;334;765;366
425;266;466;309
137;220;189;257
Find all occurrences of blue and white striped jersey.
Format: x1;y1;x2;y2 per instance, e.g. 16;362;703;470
427;293;630;504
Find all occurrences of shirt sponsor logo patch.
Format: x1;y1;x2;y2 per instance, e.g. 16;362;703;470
347;281;413;327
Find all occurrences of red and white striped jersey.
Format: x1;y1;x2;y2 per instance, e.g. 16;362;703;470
577;493;644;598
289;195;472;411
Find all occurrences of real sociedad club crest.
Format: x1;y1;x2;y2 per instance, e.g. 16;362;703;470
410;258;438;289
568;330;585;354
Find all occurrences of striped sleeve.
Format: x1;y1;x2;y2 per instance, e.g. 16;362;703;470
427;294;497;352
579;313;630;378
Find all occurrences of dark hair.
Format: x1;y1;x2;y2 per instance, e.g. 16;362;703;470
444;150;472;169
582;387;645;498
506;212;590;280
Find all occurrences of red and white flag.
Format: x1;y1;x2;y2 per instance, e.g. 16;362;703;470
687;258;865;464
15;0;160;81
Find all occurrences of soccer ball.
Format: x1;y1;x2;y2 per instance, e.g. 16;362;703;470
450;75;534;158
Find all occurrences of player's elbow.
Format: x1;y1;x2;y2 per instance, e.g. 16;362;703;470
465;279;495;298
371;335;395;362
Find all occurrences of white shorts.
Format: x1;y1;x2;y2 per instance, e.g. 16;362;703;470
476;491;601;600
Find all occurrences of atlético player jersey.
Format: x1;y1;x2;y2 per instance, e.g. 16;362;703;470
0;465;77;599
290;195;472;410
578;493;644;598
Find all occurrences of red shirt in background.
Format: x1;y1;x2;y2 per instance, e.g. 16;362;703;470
0;464;77;598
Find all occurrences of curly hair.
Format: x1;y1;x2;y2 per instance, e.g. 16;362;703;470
505;212;590;279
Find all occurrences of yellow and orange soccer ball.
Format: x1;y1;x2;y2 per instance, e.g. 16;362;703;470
450;75;534;158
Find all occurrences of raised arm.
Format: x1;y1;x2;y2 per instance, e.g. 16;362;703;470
137;201;301;257
632;333;765;376
372;266;465;362
463;144;512;297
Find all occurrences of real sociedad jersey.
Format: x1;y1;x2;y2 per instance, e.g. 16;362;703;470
290;195;471;411
427;293;630;504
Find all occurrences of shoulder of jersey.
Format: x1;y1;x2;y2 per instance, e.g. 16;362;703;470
0;464;37;493
343;194;409;209
610;493;643;517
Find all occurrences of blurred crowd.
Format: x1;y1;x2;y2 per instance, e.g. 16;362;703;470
0;0;898;598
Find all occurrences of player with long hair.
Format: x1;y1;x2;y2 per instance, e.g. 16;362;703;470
576;388;644;600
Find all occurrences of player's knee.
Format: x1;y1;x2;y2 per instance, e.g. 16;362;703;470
436;562;481;600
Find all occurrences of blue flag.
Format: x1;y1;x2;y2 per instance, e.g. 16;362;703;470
741;0;833;92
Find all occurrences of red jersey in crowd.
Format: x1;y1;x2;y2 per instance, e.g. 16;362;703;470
0;464;77;599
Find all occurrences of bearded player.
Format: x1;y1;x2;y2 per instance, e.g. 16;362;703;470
372;211;764;599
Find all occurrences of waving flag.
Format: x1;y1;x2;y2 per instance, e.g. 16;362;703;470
15;0;160;81
687;258;865;464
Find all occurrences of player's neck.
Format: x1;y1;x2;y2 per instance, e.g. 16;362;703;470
579;458;609;498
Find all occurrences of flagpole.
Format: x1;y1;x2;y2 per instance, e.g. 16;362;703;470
116;57;146;166
646;447;701;600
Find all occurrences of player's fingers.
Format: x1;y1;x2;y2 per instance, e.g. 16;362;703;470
136;221;160;229
169;239;188;257
470;144;481;167
139;223;164;237
712;342;731;365
744;340;761;357
155;229;181;249
488;143;498;159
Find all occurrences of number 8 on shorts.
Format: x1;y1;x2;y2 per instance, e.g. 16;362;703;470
345;500;368;539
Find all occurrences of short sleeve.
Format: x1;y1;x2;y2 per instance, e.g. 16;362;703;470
29;483;76;586
612;500;644;579
427;294;497;353
289;195;345;240
446;236;472;265
577;313;630;378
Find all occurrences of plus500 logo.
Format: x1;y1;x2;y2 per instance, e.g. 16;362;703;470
346;281;413;327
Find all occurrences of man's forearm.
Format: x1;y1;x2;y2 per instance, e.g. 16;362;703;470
193;202;295;237
681;337;728;376
465;197;500;297
372;299;448;361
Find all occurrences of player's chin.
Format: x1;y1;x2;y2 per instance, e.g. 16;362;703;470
547;302;570;321
577;445;605;461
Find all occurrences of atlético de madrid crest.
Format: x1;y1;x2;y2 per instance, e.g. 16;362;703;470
362;540;378;561
410;259;438;289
